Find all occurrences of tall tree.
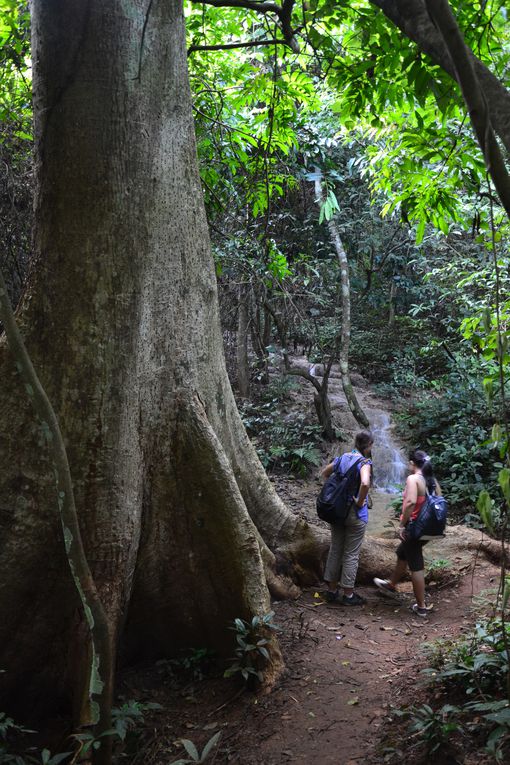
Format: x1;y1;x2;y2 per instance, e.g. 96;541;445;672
0;0;323;720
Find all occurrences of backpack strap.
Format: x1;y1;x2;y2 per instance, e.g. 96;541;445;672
336;455;364;477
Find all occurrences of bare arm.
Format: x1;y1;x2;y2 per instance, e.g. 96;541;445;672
321;461;335;479
354;463;371;507
401;475;418;525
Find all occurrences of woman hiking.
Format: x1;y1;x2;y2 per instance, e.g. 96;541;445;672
373;449;441;617
322;430;373;606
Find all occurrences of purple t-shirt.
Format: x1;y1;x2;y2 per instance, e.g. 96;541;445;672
332;451;372;523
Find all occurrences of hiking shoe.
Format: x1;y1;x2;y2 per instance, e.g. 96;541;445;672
341;592;366;606
373;578;399;599
324;589;340;603
410;603;434;618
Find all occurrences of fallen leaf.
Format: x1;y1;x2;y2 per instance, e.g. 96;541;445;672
203;722;218;731
347;697;359;706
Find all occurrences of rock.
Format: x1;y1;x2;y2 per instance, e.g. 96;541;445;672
350;372;367;387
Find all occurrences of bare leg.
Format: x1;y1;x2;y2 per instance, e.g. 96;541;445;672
389;559;407;587
410;570;426;608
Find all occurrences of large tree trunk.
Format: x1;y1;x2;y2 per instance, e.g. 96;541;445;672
0;0;323;720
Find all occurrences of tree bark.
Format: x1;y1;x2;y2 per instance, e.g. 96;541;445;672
236;282;250;397
0;0;325;720
388;281;397;326
263;299;336;440
370;0;510;154
313;375;335;441
314;175;370;430
424;0;510;220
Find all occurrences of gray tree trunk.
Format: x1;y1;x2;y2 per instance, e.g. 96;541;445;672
236;282;250;398
388;281;397;326
0;0;324;718
314;176;370;429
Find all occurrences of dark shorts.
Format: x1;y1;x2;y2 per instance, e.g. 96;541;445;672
396;538;428;572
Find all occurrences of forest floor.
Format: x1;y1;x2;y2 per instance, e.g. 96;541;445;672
120;365;500;765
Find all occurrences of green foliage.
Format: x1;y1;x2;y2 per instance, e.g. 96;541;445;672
0;711;69;765
109;699;162;743
158;648;216;683
394;703;462;755
0;1;31;133
242;401;322;475
0;699;163;764
240;378;322;475
426;558;450;574
400;619;510;761
393;357;498;517
169;731;222;765
224;612;280;684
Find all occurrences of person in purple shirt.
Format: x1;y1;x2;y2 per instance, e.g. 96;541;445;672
321;430;373;605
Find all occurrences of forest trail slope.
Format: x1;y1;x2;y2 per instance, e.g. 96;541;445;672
131;364;501;764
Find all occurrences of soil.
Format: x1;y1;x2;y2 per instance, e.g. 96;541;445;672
118;367;502;765
122;555;499;765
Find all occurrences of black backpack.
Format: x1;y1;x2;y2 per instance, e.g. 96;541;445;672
406;492;448;540
317;457;365;525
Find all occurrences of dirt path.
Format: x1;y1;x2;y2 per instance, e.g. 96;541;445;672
127;367;499;764
133;551;498;765
131;471;499;765
233;564;497;765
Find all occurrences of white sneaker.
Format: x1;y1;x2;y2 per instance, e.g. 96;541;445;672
373;578;400;599
410;603;434;618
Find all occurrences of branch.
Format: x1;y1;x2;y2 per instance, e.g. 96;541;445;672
425;0;510;220
192;0;300;52
262;299;322;392
188;37;288;54
195;0;281;12
370;0;510;153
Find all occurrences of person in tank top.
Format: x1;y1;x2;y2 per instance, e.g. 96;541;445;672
373;449;441;617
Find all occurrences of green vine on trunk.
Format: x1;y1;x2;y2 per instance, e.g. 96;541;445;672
0;266;113;763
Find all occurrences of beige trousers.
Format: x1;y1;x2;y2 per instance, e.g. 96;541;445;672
323;505;367;589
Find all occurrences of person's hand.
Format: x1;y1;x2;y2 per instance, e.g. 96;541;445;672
397;526;407;542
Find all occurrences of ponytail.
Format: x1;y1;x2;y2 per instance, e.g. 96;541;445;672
409;449;436;494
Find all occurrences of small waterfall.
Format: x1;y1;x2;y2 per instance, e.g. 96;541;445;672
370;412;407;492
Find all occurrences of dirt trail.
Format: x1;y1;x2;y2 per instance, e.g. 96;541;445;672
235;562;497;765
136;552;498;765
132;366;500;765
